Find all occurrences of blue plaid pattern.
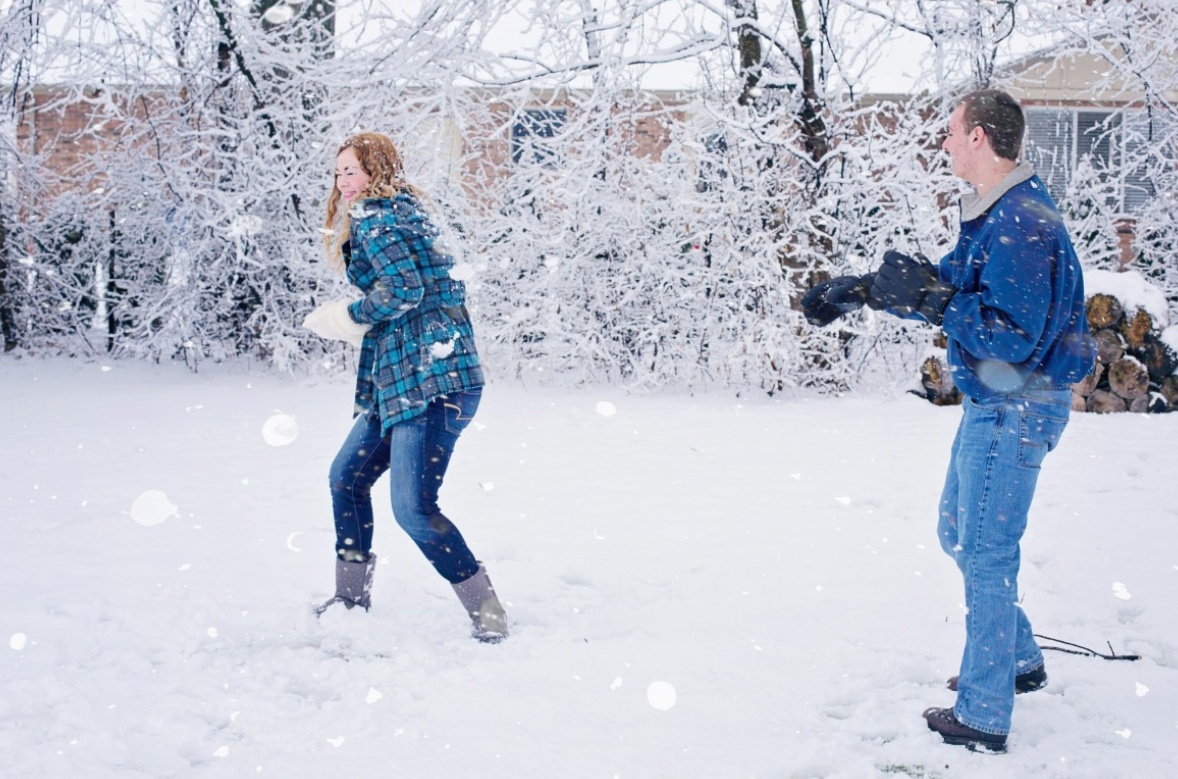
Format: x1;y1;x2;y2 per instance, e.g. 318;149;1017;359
345;194;484;434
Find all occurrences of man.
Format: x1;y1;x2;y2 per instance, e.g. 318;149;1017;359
802;89;1095;753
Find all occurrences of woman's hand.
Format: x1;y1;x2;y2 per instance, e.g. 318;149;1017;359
303;299;371;346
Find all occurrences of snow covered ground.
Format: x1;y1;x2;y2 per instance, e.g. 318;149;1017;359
2;359;1176;778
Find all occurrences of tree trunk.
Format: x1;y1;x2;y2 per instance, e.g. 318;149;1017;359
789;0;829;163
0;212;17;351
726;0;763;108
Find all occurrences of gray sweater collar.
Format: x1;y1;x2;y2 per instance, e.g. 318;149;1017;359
959;161;1035;222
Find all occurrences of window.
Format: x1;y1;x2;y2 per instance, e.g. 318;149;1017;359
511;109;567;167
1024;108;1074;202
1024;107;1173;214
1122;109;1175;213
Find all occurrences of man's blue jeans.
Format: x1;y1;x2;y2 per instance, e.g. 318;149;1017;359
937;389;1071;735
329;390;482;583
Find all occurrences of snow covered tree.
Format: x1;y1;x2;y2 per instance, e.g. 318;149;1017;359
3;0;1174;394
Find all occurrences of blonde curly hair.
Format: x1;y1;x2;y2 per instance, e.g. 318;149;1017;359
323;132;424;266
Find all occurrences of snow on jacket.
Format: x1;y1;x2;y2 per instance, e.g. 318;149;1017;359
936;162;1095;401
344;192;484;434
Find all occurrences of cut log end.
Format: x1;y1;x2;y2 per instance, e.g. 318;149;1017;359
1087;389;1128;414
1121;308;1154;349
919;355;962;407
1086;293;1124;330
1107;356;1149;401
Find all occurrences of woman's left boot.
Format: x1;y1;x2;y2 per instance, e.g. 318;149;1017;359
316;553;377;616
452;564;509;643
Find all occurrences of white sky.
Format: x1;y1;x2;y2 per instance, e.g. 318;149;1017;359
8;0;1056;94
371;0;1057;95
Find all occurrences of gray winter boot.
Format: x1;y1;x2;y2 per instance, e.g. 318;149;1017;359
452;564;509;643
316;553;377;616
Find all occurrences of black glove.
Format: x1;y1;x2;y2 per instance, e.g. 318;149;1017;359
801;273;877;327
870;250;956;326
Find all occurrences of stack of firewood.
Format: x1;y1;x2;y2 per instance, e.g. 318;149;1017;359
1071;293;1178;413
915;335;962;407
915;291;1178;413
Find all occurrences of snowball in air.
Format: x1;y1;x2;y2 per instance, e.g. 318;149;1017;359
366;687;383;704
130;490;178;526
595;401;617;417
1112;582;1132;600
229;214;264;238
430;339;456;359
647;681;677;711
449;264;475;281
262;413;299;447
9;633;27;651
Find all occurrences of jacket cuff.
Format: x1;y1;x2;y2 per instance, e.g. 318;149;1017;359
920;282;957;327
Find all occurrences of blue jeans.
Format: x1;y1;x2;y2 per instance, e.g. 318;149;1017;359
937;390;1070;735
328;390;482;583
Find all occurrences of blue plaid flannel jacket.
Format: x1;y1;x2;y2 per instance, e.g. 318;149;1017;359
344;193;484;434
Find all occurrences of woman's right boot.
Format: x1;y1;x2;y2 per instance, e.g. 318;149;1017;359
452;563;509;643
316;553;377;616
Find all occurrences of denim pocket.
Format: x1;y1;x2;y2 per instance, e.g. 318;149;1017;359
1017;398;1069;470
441;388;481;434
967;395;1004;424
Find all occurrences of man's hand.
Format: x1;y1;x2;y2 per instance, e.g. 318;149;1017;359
871;250;956;326
801;274;876;327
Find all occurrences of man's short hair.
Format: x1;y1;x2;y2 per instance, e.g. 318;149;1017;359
957;89;1025;162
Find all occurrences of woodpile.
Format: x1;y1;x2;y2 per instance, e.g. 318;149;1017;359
1072;293;1177;413
915;292;1178;413
914;334;962;406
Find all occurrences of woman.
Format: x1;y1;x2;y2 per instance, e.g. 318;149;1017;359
303;132;507;643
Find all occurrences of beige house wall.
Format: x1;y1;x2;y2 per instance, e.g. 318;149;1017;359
1002;48;1178;107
